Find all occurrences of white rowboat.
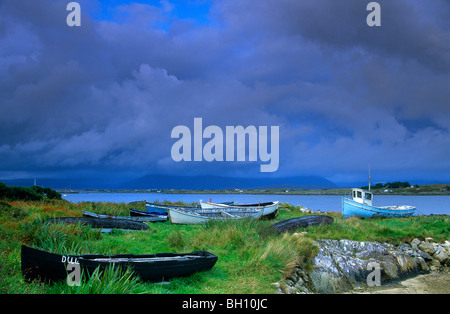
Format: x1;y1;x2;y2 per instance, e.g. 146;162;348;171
199;200;279;218
168;207;264;225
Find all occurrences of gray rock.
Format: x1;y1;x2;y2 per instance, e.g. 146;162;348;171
429;259;441;271
419;241;437;255
308;240;401;293
443;241;450;250
411;238;421;249
415;257;429;271
280;238;434;294
417;249;433;260
395;253;416;272
432;248;449;263
398;244;412;252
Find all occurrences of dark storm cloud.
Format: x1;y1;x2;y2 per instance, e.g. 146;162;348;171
0;0;449;183
216;0;450;71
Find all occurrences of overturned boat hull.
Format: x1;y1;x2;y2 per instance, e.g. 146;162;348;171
271;215;334;233
44;216;150;230
83;210;167;222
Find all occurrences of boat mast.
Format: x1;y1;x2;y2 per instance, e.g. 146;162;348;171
368;164;371;191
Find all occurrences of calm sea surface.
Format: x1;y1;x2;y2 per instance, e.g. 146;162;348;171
62;193;449;216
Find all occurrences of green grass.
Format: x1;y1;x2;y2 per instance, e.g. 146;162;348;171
0;200;448;294
304;215;450;244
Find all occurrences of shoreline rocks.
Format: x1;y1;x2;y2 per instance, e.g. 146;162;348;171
278;237;450;294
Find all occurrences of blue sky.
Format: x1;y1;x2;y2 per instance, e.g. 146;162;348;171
91;0;213;25
0;0;449;187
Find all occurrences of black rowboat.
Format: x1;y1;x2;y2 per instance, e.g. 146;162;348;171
129;208;168;219
271;215;334;233
83;210;167;223
21;245;218;283
44;217;150;230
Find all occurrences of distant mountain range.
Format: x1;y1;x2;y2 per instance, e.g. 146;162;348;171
2;174;446;190
1;174;339;190
124;174;339;190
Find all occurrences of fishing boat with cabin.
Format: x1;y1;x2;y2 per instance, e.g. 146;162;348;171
342;188;416;218
342;166;416;218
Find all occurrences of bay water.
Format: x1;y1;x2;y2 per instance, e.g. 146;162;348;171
63;193;449;216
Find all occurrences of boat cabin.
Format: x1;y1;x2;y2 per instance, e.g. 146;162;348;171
351;188;373;206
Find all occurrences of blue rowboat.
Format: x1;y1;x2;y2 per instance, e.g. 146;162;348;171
342;188;416;219
130;208;168;220
145;202;201;215
145;202;172;215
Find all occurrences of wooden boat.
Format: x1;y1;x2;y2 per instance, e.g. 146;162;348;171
342;188;416;219
145;201;234;215
21;245;218;283
168;207;264;225
199;200;279;218
82;210;167;222
271;215;333;233
45;217;149;230
129;208;168;220
145;202;174;215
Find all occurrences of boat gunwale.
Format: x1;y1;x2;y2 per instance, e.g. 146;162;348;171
22;245;217;266
169;207;261;219
200;200;279;209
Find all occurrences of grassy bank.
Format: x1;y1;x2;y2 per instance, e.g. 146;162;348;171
0;200;449;294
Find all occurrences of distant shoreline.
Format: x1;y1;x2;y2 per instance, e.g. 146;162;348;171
58;184;450;196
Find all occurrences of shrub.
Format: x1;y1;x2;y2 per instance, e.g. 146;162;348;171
0;201;29;220
30;186;61;200
0;183;61;201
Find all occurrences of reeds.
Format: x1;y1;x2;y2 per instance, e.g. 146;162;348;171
61;265;144;294
19;219;101;254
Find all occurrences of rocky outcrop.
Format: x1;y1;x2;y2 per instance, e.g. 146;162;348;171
278;238;450;294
